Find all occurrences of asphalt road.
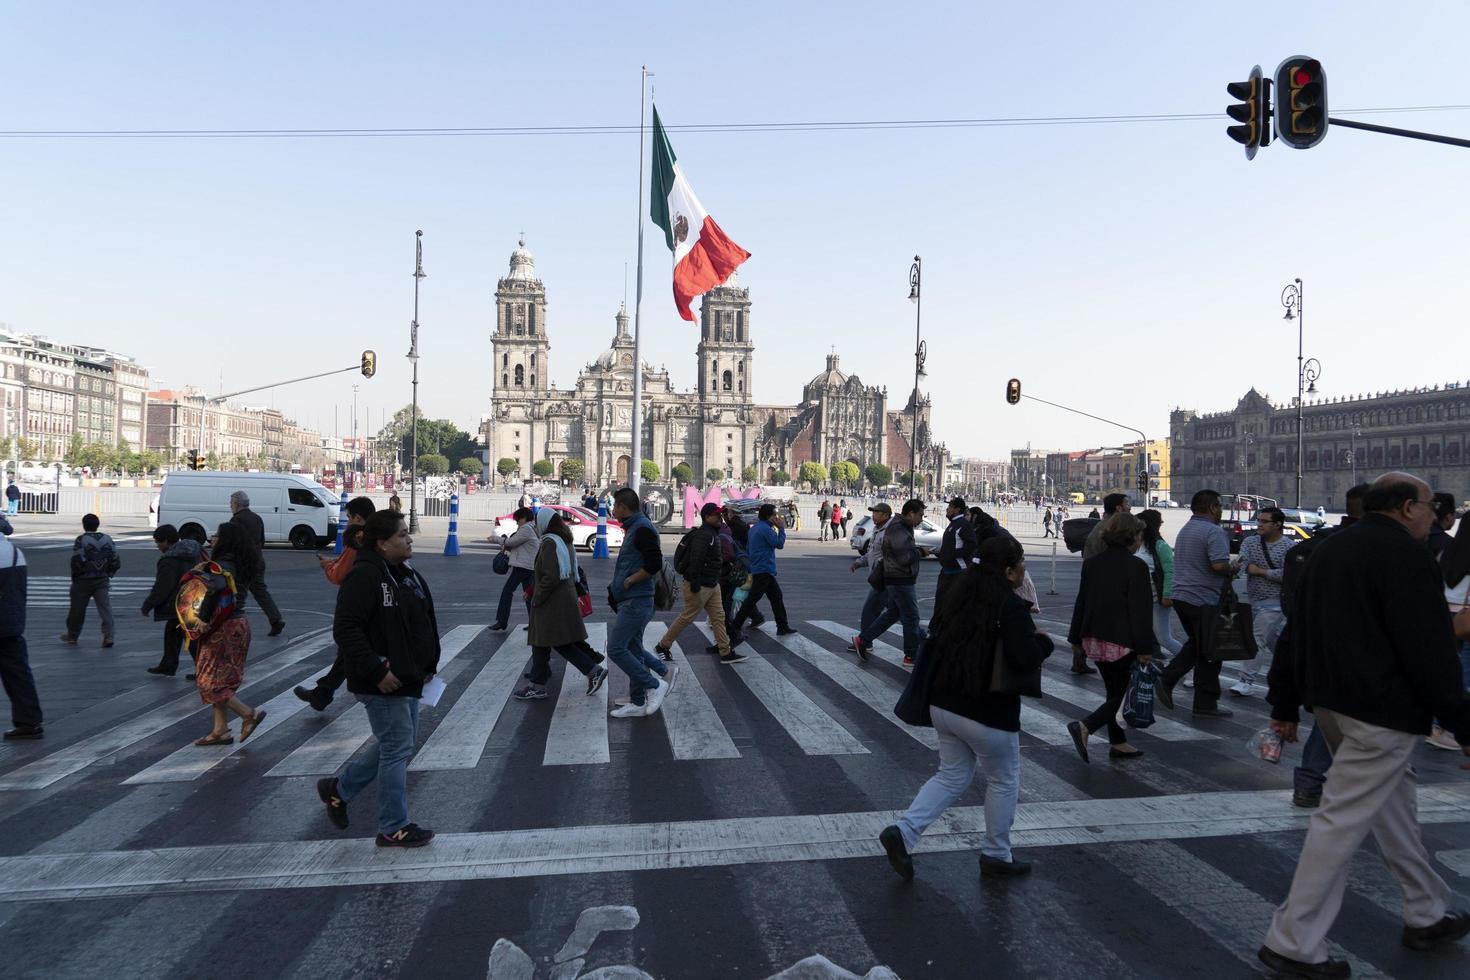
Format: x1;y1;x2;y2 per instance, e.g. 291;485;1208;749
0;514;1467;979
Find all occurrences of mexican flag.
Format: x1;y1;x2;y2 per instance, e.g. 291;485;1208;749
650;107;751;321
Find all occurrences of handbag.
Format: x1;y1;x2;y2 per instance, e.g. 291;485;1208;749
986;626;1043;698
492;551;510;575
1121;660;1160;728
1200;581;1258;662
893;634;937;727
575;566;593;618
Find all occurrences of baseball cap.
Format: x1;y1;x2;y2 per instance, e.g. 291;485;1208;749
700;502;722;518
868;502;892;515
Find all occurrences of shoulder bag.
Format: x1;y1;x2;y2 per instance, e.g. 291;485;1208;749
1200;580;1258;661
986;622;1043;698
893;633;937;727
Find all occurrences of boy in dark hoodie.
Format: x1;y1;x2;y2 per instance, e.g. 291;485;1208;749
142;524;203;677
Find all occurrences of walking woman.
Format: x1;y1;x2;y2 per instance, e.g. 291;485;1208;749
514;510;609;701
491;507;538;631
185;522;265;746
1065;513;1158;762
1445;512;1470;692
879;536;1054;880
1137;509;1182;661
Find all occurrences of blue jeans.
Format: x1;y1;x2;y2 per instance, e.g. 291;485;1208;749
5;499;16;515
495;567;533;627
606;596;665;705
1293;721;1334;799
337;695;420;835
860;581;921;658
859;586;887;636
899;706;1021;861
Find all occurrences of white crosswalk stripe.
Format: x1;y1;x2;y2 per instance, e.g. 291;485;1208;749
411;629;531;771
653;625;741;761
543;623;611;766
27;575;155;607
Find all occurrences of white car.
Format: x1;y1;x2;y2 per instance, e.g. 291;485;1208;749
494;504;625;552
848;514;942;557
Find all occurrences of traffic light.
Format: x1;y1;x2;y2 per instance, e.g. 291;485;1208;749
1006;378;1022;405
361;349;377;378
1274;57;1327;149
1226;64;1271;160
185;450;203;470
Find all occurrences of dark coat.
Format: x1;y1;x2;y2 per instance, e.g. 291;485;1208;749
142;539;203;621
334;550;441;698
0;536;27;638
880;519;920;585
229;507;266;549
1067;545;1159;657
936;514;977;572
529;537;588;648
680;522;723;590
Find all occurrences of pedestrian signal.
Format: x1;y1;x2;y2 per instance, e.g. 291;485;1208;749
1226;65;1271;160
361;350;377;378
1006;379;1022;405
1274;57;1327;149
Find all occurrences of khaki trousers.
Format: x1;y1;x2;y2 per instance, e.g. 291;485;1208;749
659;581;729;656
1264;708;1450;964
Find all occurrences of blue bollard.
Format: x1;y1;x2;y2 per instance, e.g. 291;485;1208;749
334;488;349;555
443;493;461;556
592;500;610;559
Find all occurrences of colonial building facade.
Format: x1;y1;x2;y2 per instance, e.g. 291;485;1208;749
1171;384;1470;507
483;239;949;488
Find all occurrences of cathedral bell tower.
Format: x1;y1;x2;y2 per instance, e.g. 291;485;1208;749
492;238;550;399
696;273;753;405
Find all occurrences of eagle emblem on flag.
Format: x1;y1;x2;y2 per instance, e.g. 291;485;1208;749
673;213;689;245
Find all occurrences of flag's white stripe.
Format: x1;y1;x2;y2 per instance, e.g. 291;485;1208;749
805;620;1076;747
543;623;610;766
265;625;485;777
5;784;1467;901
654;625;741;761
0;630;335;790
409;630;530;772
762;625;937;750
693;623;866;756
666;161;709;266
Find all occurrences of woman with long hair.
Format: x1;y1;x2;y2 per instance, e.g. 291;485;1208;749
878;536;1054;880
188;522;264;746
1066;513;1158;761
1137;509;1182;660
515;511;608;700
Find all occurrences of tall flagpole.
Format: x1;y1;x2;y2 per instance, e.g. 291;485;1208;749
628;66;651;494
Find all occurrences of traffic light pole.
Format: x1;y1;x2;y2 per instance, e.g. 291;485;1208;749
1012;392;1152;501
1328;117;1470;150
194;363;370;462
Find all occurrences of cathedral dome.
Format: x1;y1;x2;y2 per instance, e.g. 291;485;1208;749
808;353;848;388
506;237;537;281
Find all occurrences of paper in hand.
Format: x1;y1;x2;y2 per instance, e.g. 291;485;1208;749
420;675;447;707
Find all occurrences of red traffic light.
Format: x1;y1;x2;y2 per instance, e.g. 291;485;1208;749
1274;56;1328;150
1006;379;1022;405
1293;67;1313;87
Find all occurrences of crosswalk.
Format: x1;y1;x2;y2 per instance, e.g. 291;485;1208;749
0;612;1282;795
26;575;156;608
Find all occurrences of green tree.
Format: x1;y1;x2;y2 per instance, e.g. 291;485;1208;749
560;458;586;482
0;435;11;460
640;459;660;482
865;462;893;487
16;437;38;460
671;462;694;486
798;461;828;487
831;460;860;487
377;405;476;469
741;465;760;483
532;458;554;478
458;456;484;476
418;453;449;475
772;469;791;485
66;433;85;466
137;450;163;475
705;467;725;483
497;457;519;479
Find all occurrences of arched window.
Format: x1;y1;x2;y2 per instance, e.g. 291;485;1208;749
711;379;717;392
737;361;743;373
531;353;536;367
514;365;525;386
722;370;732;391
738;380;743;392
530;374;536;388
502;353;508;367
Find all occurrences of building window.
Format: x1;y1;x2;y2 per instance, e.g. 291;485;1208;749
722;370;732;391
503;353;508;367
531;353;537;367
528;305;536;334
514;365;525;386
530;374;536;388
503;373;508;387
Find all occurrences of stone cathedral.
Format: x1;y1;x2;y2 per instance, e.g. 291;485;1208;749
483;238;948;488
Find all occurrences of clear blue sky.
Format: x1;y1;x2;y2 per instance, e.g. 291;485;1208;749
4;2;1469;459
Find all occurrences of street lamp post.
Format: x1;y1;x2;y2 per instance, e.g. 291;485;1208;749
1281;279;1319;511
907;255;925;498
1349;423;1361;485
408;230;425;534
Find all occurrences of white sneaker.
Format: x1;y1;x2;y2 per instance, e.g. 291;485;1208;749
1426;726;1460;751
643;678;671;716
1182;676;1195;689
1229;681;1254;697
610;701;647;719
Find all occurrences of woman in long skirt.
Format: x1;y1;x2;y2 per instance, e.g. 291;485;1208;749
186;522;265;745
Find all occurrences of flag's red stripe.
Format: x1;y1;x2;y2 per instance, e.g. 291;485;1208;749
672;216;751;321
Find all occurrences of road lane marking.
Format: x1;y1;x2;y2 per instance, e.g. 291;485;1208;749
4;783;1466;901
650;624;740;761
410;630;530;772
543;624;610;766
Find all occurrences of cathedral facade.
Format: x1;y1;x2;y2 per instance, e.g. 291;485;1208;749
483;239;948;489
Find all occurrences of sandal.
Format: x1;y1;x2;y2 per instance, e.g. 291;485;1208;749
239;709;267;743
195;732;234;746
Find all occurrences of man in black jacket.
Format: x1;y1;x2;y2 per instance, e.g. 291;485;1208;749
930;496;976;632
1261;472;1470;977
142;524;204;676
227;490;285;636
657;504;746;665
0;522;42;740
316;510;440;849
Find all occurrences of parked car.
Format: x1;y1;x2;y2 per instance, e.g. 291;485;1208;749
848;513;942;557
494;504;624;551
157;470;339;549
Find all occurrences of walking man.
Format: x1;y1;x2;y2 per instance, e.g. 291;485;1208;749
656;503;746;666
818;499;832;541
294;496;376;709
4;479;18;516
0;518;42;740
730;503;798;646
606;488;672;719
228;491;286;636
1231;506;1290;697
1260;473;1470;977
840;499;853;538
142;524;203;676
1157;489;1234;719
931;496;976;631
853;499;925;667
1043;506;1054;538
59;513;118;648
850;502;894;640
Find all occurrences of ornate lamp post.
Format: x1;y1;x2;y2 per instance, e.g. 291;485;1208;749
907;255;925;498
408;230;425;533
1282;279;1319;510
1348;423;1361;485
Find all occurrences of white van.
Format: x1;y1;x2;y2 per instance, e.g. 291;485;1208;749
157;471;341;549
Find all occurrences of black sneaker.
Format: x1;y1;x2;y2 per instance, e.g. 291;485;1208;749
1257;945;1349;978
586;666;609;696
776;627;799;637
656;645;674;662
879;825;913;881
728;631;746;649
979;854;1032;877
719;652;748;665
376;823;435;848
1292;791;1321;809
1192;705;1234;719
3;724;43;740
1402;909;1470;951
146;666;176;676
317;777;349;830
268;621;286;637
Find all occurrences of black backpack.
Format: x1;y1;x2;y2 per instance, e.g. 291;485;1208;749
1280;526;1337;620
673;526;699;576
